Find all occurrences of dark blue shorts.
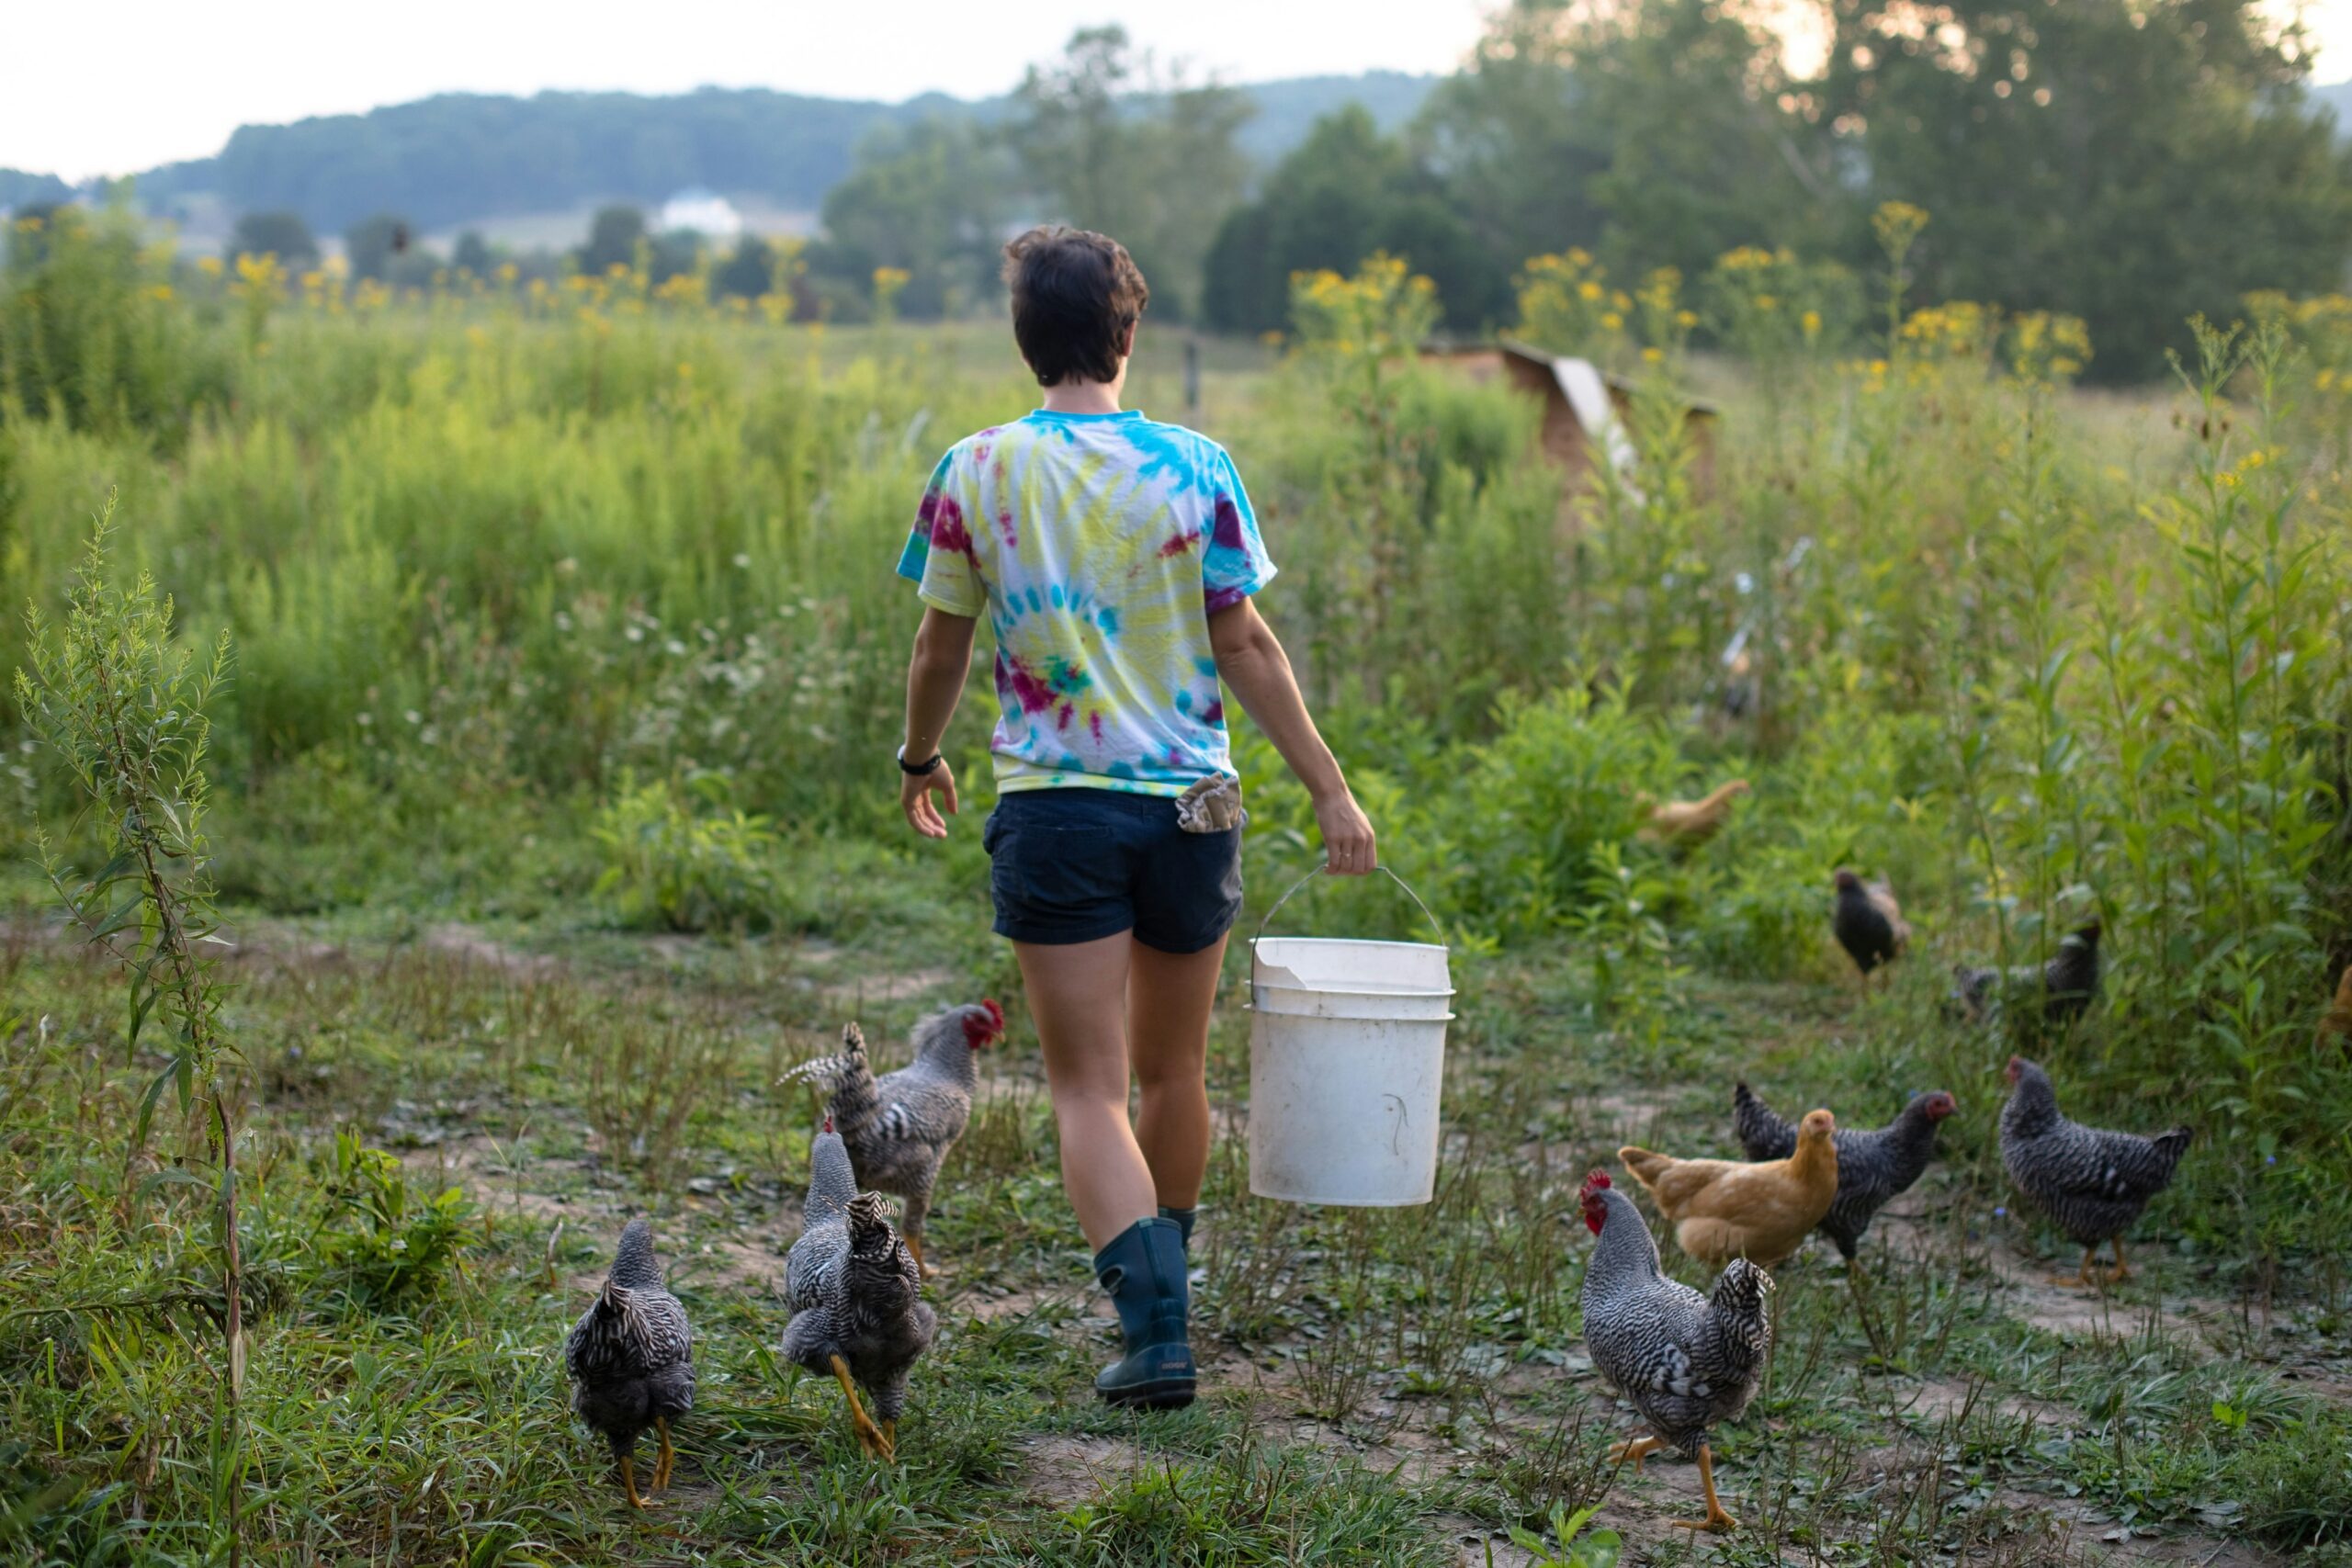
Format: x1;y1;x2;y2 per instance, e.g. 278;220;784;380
981;788;1244;953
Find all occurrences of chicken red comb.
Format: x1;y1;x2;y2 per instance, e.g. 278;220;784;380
982;998;1004;1033
1579;1169;1612;1197
822;1114;834;1134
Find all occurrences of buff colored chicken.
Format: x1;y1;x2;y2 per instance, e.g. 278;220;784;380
1638;780;1750;849
2316;964;2352;1052
1620;1110;1839;1269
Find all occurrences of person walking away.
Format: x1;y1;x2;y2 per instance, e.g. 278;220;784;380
892;226;1375;1409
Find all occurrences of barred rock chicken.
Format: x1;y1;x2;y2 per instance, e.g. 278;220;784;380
1999;1056;2191;1288
785;999;1005;1275
1733;1083;1956;1262
1578;1171;1772;1534
1638;779;1750;848
1620;1109;1838;1269
783;1122;935;1461
2314;964;2352;1052
1832;870;1909;989
1951;922;2103;1028
564;1218;695;1508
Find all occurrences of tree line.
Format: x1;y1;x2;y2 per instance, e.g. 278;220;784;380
196;0;2350;380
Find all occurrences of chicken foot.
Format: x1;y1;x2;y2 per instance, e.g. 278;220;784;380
650;1416;676;1492
830;1355;892;1460
619;1451;660;1510
2056;1240;2131;1290
1607;1435;1666;1472
1671;1442;1740;1533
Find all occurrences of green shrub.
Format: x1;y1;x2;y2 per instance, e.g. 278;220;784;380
593;773;784;932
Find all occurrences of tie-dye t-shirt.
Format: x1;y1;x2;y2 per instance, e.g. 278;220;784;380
896;409;1276;797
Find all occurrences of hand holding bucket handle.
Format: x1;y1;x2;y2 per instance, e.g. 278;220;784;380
1255;864;1446;949
1314;790;1376;876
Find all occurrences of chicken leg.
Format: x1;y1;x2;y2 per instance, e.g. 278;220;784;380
1671;1442;1739;1533
2107;1238;2131;1282
1608;1435;1666;1472
880;1418;898;1461
830;1355;891;1459
619;1451;659;1510
650;1416;676;1491
904;1232;933;1280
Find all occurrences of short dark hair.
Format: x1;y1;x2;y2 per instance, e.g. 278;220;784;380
1002;226;1149;387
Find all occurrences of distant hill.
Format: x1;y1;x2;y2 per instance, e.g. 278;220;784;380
2315;78;2352;139
115;74;1437;238
0;169;74;212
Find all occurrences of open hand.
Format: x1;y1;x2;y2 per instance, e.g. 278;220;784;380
1315;789;1376;875
902;758;959;839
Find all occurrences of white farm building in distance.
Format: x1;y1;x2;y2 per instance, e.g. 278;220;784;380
657;188;743;239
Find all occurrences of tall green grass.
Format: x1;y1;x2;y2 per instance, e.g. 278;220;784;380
5;210;2350;1282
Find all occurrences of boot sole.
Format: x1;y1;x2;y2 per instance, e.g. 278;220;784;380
1098;1377;1197;1411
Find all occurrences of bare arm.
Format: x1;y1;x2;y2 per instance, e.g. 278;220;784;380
900;606;978;839
1208;599;1375;874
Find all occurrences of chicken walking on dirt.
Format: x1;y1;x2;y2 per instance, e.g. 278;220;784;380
1999;1056;2190;1288
784;999;1005;1276
1578;1171;1772;1534
1831;869;1909;991
783;1122;936;1461
1620;1108;1838;1269
564;1218;695;1509
1733;1083;1955;1264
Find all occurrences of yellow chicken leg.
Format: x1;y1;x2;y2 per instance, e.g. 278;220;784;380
650;1416;675;1491
830;1355;890;1459
905;1232;933;1280
2107;1238;2131;1282
1608;1435;1666;1472
1671;1442;1739;1533
880;1418;898;1461
620;1451;659;1510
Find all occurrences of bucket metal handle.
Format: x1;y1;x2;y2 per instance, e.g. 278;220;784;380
1253;864;1445;949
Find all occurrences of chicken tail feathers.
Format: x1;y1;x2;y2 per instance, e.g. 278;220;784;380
1617;1145;1673;1189
1709;1258;1775;1357
1731;1082;1797;1162
784;1022;877;1113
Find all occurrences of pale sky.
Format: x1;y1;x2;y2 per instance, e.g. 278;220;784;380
5;0;2348;182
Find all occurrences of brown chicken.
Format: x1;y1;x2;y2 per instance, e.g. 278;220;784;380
1620;1110;1839;1269
1638;780;1750;848
2318;964;2352;1052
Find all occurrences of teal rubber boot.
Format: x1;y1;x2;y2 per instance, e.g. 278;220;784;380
1158;1204;1196;1252
1092;1217;1195;1409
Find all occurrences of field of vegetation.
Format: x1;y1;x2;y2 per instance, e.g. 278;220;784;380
4;205;2352;1565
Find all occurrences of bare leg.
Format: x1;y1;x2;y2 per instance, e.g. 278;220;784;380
1672;1442;1739;1532
651;1416;675;1490
903;1230;930;1280
880;1418;897;1461
620;1450;657;1509
1129;935;1227;1212
1608;1435;1666;1472
829;1355;888;1458
1016;934;1158;1250
2109;1237;2131;1281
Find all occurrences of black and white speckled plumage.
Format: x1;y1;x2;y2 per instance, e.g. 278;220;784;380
1951;922;2103;1025
1580;1186;1772;1457
785;1003;1000;1252
1734;1083;1952;1259
782;1130;936;1424
1832;871;1909;977
1999;1057;2189;1248
563;1218;695;1459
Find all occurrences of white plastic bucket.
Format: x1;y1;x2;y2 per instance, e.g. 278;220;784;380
1247;868;1452;1207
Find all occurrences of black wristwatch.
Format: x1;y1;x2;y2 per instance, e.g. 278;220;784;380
897;744;944;776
